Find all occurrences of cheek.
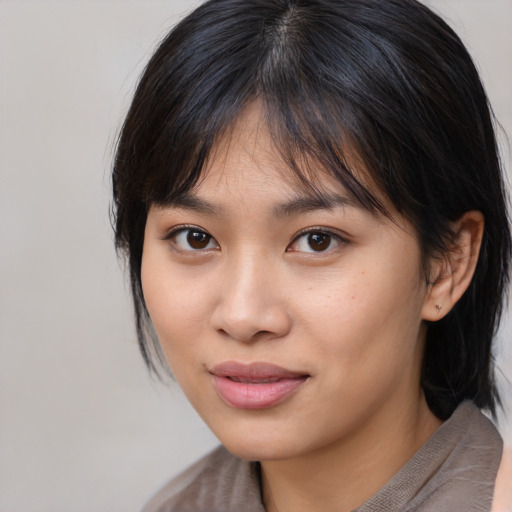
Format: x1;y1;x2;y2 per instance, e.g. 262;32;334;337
141;251;212;363
295;254;425;366
141;264;219;416
294;273;426;427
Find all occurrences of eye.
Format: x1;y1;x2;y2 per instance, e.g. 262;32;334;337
168;227;219;251
287;230;344;253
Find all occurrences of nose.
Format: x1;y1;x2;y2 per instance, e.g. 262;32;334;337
210;255;292;343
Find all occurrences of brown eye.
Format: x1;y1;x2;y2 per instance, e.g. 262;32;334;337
307;233;331;252
187;230;212;249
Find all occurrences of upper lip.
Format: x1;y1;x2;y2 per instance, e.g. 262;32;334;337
210;361;309;381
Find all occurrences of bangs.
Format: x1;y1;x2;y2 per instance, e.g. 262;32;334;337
144;94;387;216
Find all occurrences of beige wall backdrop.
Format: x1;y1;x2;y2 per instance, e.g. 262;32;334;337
0;1;511;511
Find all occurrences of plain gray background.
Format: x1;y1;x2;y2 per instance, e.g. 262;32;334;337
0;1;511;510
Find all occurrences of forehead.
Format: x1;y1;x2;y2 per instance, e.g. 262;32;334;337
190;102;386;215
200;102;298;189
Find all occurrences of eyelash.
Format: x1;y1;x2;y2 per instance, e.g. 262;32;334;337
163;225;348;255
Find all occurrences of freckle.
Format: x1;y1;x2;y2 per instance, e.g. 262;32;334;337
351;296;355;300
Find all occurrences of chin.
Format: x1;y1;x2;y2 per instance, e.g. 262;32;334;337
211;424;309;462
221;439;294;462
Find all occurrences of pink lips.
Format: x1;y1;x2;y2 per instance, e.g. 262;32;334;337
210;361;309;410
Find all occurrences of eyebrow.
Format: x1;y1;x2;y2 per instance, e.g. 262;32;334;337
162;190;356;218
272;191;356;217
165;193;225;216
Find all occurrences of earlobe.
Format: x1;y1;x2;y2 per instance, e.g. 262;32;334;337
421;211;484;321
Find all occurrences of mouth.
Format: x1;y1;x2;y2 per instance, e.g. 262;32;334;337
210;361;310;410
227;376;283;384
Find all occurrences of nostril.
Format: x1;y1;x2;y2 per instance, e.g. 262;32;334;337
215;327;274;342
254;330;274;338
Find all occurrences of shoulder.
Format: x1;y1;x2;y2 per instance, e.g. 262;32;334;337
140;445;264;512
492;446;512;512
357;402;504;511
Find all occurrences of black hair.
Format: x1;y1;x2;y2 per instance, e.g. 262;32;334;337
112;0;511;420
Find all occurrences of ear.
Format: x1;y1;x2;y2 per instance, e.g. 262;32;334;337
422;210;484;321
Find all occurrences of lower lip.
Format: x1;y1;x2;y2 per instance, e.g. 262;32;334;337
211;375;308;410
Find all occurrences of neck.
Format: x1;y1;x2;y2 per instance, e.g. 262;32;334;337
261;394;442;512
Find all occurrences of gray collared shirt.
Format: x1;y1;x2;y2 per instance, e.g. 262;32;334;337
142;402;503;512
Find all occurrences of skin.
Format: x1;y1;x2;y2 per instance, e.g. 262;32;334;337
492;447;512;511
141;104;483;512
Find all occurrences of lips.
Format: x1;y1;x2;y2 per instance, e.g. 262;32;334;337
210;361;309;410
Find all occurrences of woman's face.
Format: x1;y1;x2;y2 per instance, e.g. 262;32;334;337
141;105;434;462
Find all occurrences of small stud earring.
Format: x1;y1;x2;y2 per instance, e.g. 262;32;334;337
435;304;442;313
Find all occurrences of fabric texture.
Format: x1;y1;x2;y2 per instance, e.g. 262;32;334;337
141;402;502;512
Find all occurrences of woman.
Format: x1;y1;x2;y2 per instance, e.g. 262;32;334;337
112;0;511;510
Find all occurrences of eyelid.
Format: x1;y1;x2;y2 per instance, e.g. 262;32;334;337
161;224;192;240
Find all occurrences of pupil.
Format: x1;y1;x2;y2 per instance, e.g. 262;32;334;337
187;231;210;249
308;233;330;251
